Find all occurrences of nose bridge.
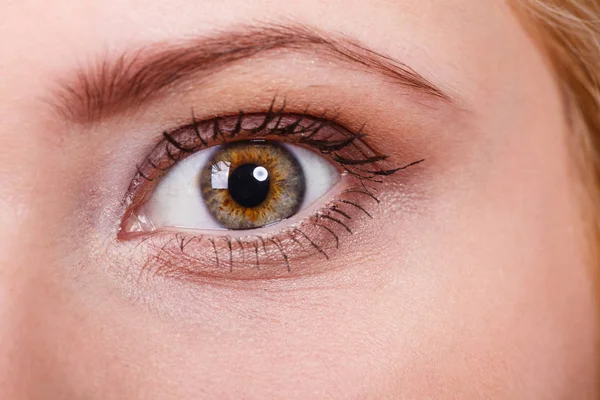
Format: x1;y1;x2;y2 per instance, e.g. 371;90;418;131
0;241;41;399
0;214;73;400
0;263;32;399
0;130;66;399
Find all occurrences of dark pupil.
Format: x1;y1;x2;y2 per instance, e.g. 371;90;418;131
228;163;270;208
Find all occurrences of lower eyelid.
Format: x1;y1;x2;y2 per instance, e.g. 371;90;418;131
125;182;379;282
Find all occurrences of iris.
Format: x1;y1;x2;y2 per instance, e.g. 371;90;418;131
200;141;306;229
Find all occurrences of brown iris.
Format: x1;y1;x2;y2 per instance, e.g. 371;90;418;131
200;141;306;229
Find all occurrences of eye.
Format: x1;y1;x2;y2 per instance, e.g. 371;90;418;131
118;105;424;279
124;140;340;233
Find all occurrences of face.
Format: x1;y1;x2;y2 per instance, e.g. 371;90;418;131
0;0;597;398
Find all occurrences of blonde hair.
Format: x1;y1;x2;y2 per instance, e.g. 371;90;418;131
513;0;600;382
515;0;600;230
512;2;600;253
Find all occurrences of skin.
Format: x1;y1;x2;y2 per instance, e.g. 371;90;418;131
0;0;597;398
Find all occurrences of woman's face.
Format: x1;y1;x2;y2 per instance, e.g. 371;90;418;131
0;0;597;398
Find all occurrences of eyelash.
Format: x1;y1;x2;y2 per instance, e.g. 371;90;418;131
121;98;423;281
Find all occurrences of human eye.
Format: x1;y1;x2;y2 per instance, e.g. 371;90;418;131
124;139;339;232
119;99;423;280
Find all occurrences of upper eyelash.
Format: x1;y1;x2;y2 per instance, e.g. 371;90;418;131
131;98;423;191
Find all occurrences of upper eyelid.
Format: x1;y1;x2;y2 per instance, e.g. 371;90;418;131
138;111;384;180
120;109;405;219
48;23;457;126
141;111;389;177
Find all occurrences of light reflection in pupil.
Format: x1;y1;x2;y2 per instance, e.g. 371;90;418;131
227;163;271;208
253;166;269;182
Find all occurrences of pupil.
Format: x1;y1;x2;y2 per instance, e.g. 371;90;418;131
228;163;270;208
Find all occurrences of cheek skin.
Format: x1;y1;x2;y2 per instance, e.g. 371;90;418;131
5;98;596;399
0;0;597;400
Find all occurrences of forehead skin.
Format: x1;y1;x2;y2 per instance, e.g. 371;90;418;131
0;0;597;399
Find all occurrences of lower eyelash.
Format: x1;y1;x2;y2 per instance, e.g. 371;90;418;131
131;184;382;282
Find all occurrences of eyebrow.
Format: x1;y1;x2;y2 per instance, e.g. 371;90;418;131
52;23;453;124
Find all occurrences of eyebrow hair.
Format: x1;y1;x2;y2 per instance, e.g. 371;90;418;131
52;23;453;124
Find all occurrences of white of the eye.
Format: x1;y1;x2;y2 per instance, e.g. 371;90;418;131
283;144;340;210
138;143;340;231
142;147;223;230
